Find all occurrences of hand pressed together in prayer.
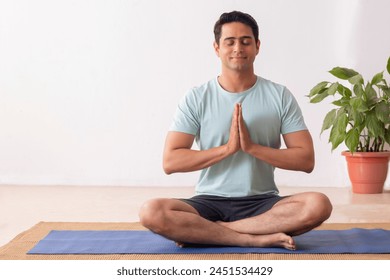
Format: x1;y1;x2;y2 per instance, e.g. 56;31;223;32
227;103;254;155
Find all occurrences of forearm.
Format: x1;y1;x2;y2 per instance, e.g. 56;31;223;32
246;144;315;173
239;114;315;173
163;145;231;174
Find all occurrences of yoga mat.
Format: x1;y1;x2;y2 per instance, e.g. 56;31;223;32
28;228;390;255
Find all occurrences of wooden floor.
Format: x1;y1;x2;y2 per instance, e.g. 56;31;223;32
1;185;390;247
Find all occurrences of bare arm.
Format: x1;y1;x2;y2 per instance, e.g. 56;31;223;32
238;104;315;173
243;131;315;173
163;104;241;174
163;103;314;174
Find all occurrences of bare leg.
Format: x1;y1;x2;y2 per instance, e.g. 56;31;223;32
139;198;296;250
218;192;332;236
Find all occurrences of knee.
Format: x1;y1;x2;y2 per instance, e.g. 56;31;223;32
318;193;333;220
296;193;332;228
138;199;167;232
306;192;333;223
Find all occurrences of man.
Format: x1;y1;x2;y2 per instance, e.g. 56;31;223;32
139;11;332;250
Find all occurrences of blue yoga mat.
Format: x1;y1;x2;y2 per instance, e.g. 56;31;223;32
28;228;390;255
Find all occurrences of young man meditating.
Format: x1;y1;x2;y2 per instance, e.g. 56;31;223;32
139;11;332;250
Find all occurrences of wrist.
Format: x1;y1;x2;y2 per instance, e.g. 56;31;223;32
222;143;235;157
243;142;258;156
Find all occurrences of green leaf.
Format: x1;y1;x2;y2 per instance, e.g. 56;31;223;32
345;129;360;152
336;111;348;132
375;101;390;123
371;71;383;85
351;110;364;126
329;126;346;151
332;98;349;107
350;97;369;112
365;82;378;105
353;84;364;98
327;82;339;95
385;128;390;145
382;86;390;98
335;110;348;133
366;111;385;137
309;92;328;103
321;109;337;134
337;84;352;98
349;97;361;110
309;81;329;97
349;74;364;85
387;57;390;75
329;67;359;80
332;99;342;106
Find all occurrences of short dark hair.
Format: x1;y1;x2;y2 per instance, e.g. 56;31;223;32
213;11;259;45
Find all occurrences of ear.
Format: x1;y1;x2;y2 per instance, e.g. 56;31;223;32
213;41;220;57
256;40;261;55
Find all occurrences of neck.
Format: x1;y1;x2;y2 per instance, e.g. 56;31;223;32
218;71;257;93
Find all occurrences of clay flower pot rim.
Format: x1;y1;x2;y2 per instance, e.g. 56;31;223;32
341;151;390;158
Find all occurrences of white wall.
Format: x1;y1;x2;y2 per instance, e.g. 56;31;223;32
0;0;389;188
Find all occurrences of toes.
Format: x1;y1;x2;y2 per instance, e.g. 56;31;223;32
285;243;296;250
285;237;296;250
278;234;295;250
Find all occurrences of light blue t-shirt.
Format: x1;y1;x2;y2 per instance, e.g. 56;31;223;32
169;76;307;197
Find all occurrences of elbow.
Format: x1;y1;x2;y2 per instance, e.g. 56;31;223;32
300;148;315;173
304;164;314;173
303;157;315;173
163;164;172;175
162;159;175;175
163;167;173;175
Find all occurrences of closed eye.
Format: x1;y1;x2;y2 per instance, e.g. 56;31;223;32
241;39;252;45
225;39;235;46
223;36;254;47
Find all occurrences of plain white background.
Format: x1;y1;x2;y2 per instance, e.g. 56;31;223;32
0;0;389;188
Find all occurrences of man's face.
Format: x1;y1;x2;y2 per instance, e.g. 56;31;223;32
214;22;260;73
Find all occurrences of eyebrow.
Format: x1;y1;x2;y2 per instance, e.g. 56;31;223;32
223;36;253;41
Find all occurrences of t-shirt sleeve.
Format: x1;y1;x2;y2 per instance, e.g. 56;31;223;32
169;90;200;135
280;87;307;134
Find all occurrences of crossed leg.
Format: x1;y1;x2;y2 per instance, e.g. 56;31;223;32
218;192;333;236
139;192;332;250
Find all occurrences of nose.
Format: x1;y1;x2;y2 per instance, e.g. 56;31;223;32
233;42;243;53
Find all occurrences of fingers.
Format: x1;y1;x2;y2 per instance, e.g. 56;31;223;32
227;103;252;155
237;103;243;128
233;103;240;124
237;103;252;153
237;103;245;136
233;104;240;149
226;104;240;155
232;103;239;135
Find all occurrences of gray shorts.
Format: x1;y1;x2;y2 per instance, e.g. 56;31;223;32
180;193;286;222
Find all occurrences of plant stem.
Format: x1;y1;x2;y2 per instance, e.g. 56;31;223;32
366;135;371;152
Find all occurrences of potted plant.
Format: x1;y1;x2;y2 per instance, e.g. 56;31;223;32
308;57;390;193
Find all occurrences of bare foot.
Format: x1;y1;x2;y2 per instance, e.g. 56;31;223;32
174;232;295;250
248;232;295;250
216;221;295;250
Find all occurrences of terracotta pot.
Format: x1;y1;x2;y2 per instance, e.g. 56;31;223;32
341;151;390;194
